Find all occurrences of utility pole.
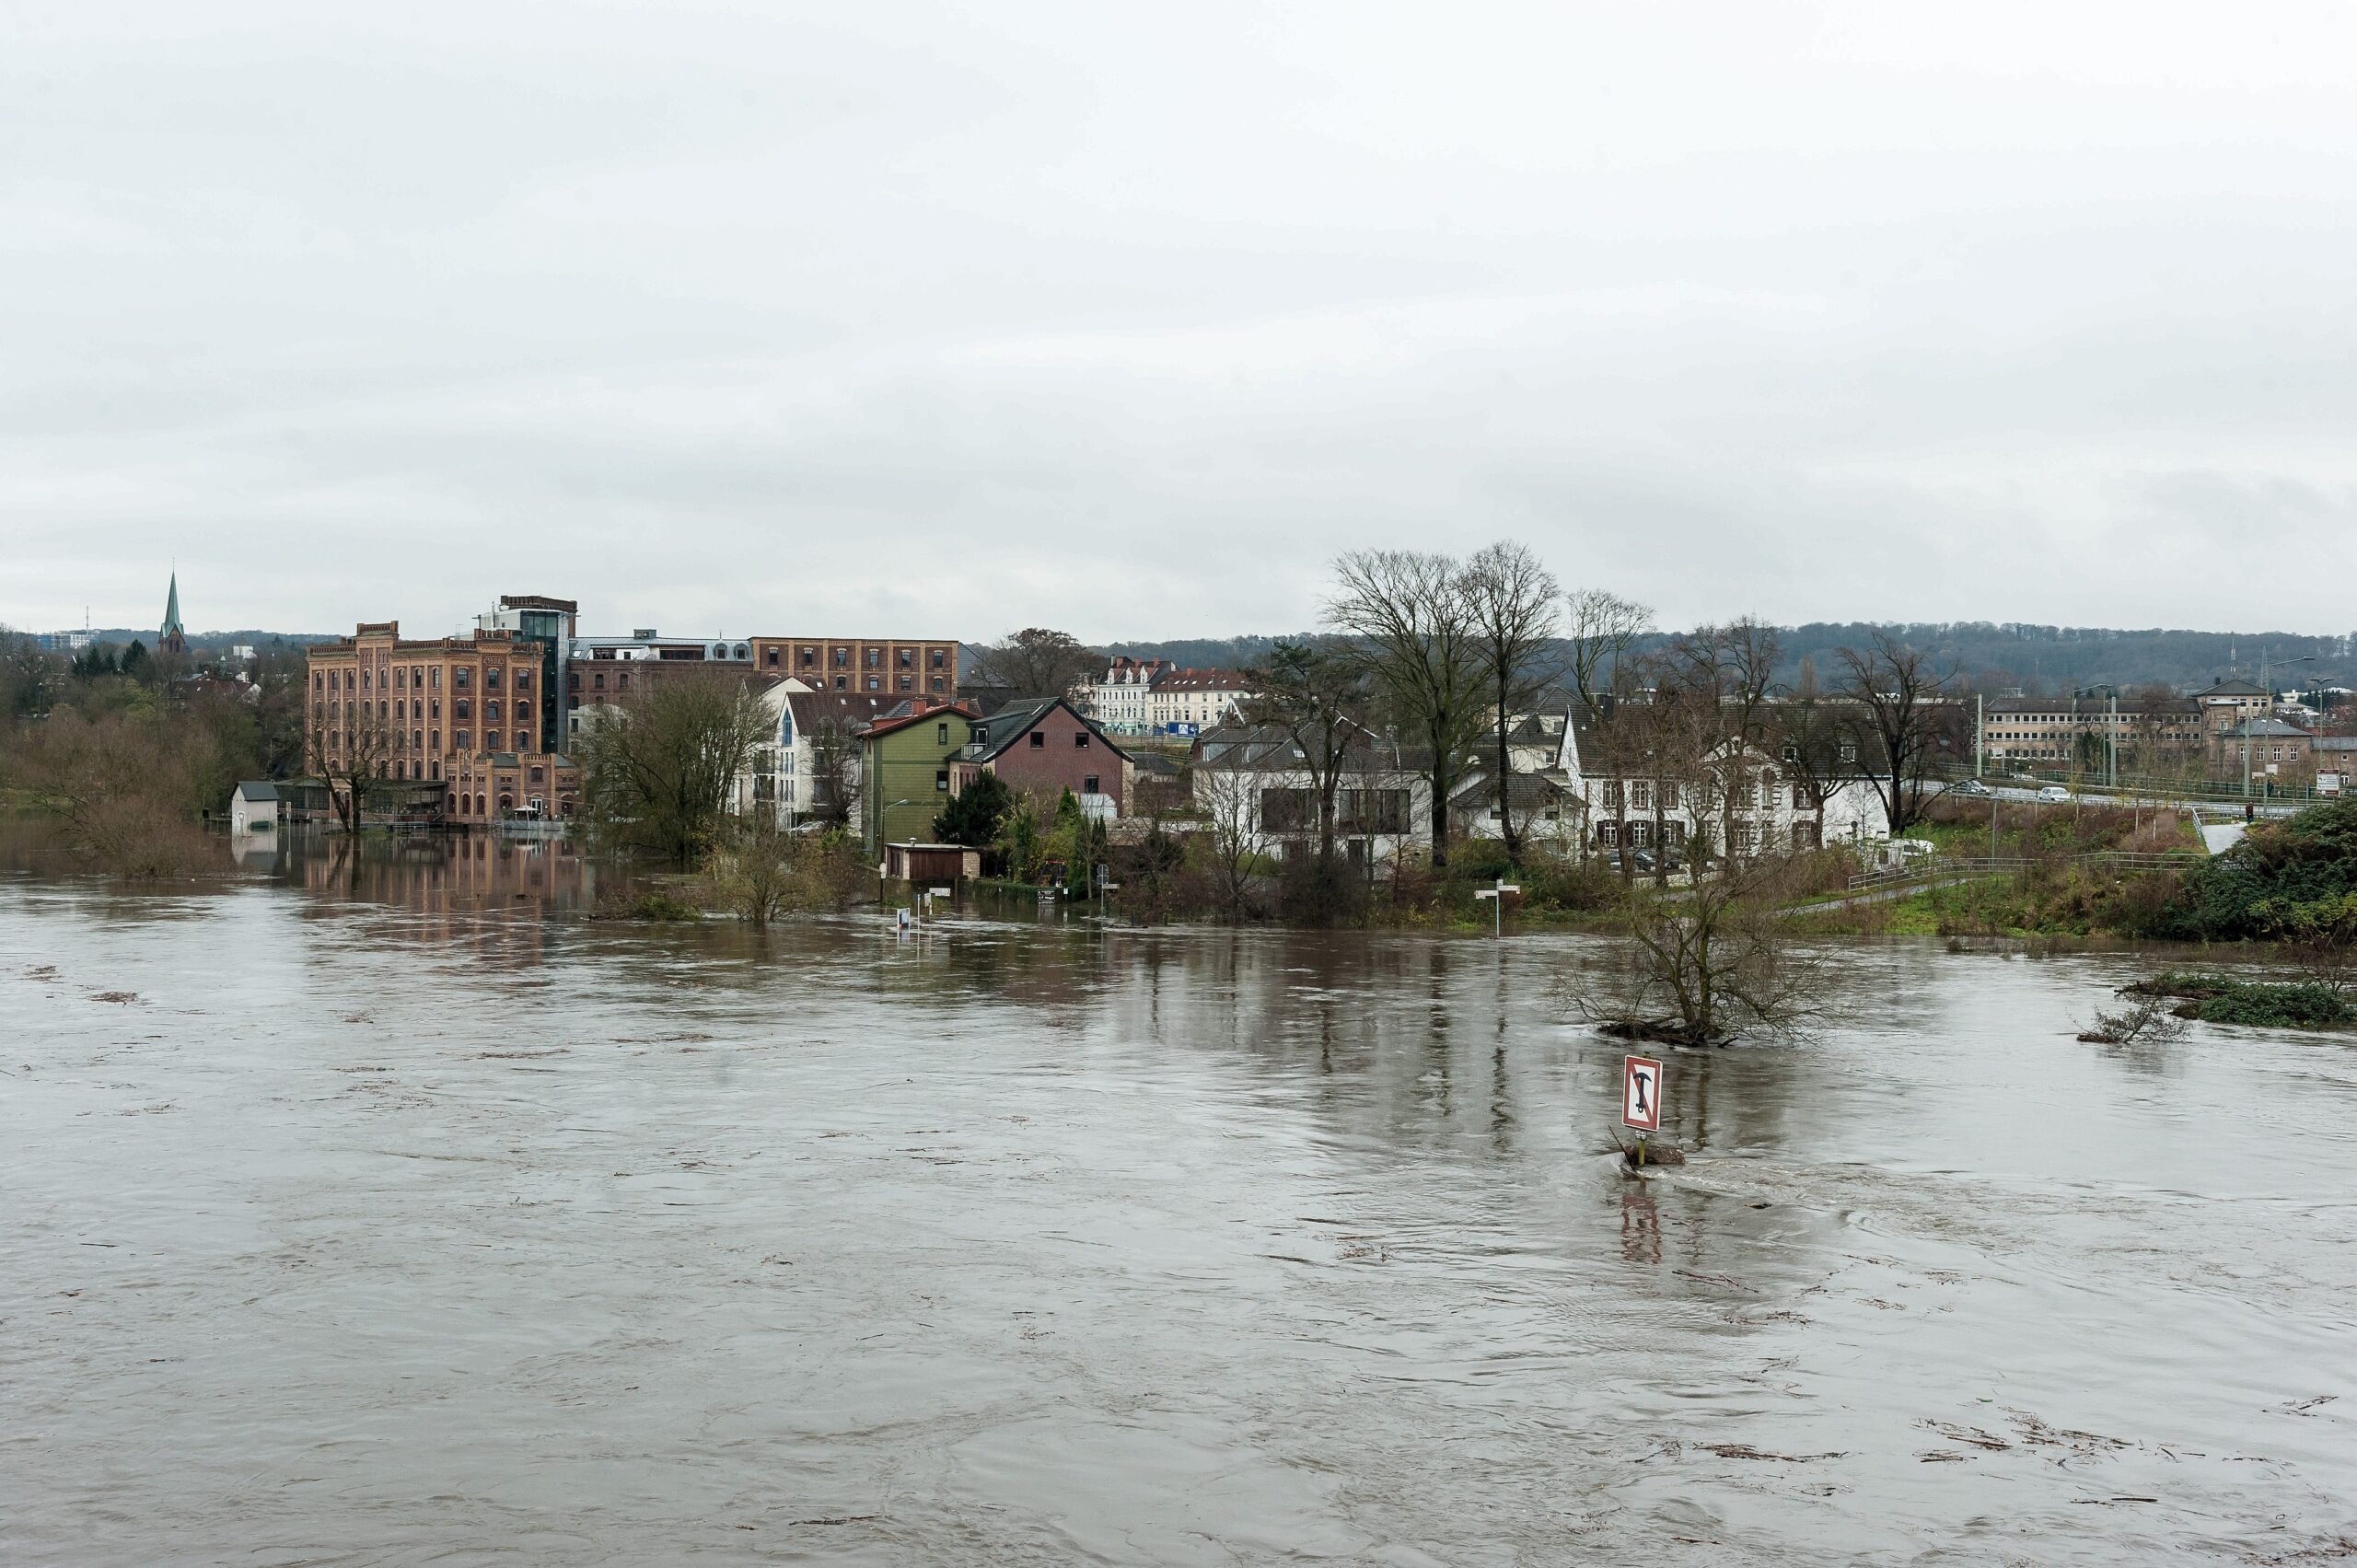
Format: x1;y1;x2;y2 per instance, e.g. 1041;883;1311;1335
1975;691;1984;779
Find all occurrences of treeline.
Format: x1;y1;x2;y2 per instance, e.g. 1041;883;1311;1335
0;628;314;874
1098;622;2354;698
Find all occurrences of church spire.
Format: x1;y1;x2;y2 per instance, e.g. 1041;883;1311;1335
161;571;186;654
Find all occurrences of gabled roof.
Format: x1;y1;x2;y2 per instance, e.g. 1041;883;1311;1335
2229;717;2312;738
2192;679;2270;698
234;780;278;802
863;701;979;741
963;697;1134;763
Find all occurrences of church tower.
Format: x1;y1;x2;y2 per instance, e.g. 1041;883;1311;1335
161;572;187;655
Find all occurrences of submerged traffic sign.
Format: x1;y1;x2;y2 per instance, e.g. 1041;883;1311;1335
1622;1055;1664;1132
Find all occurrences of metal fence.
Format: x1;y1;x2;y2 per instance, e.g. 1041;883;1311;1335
1841;849;2206;893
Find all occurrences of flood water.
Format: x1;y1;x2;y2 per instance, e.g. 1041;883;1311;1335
4;831;2353;1564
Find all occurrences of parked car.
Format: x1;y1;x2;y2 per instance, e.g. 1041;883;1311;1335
1950;778;1991;797
2037;784;2072;804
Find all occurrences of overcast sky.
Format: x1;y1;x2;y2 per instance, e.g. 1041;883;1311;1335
5;2;2354;643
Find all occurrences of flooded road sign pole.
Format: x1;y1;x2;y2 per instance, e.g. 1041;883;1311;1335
1622;1055;1664;1165
1473;879;1519;937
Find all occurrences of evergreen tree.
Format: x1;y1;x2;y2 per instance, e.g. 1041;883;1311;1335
933;771;1013;848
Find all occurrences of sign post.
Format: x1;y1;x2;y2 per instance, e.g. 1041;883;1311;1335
1621;1055;1664;1165
1471;877;1521;938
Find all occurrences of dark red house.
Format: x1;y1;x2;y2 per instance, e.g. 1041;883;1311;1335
948;697;1134;817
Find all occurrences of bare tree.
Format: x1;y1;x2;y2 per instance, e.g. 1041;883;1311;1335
1564;589;1653;716
303;693;393;833
1241;637;1373;870
1832;629;1958;836
578;670;773;866
972;627;1098;703
1585;854;1822;1046
1325;550;1484;867
805;715;863;828
1461;540;1562;862
1191;762;1269;921
1664;618;1782;865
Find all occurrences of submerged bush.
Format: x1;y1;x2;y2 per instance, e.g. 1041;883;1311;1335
2187;981;2355;1029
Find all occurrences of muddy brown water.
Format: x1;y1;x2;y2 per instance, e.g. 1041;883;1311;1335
3;831;2353;1564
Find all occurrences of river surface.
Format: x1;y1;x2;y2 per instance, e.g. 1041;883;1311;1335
4;833;2353;1564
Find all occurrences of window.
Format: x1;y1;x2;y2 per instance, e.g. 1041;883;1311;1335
516;670;530;692
412;730;422;751
514;730;527;750
394;699;406;721
456;698;470;720
833;676;846;690
1631;780;1652;811
617;670;631;690
866;677;879;691
935;769;949;792
430;730;439;752
528;766;544;784
456;730;470;750
1084;773;1098;794
485;668;501;689
429;699;440;719
899;676;913;691
1597;822;1620;847
765;647;779;667
800;646;816;668
1840;743;1858;763
454;668;470;689
1029;731;1045;749
936;723;948;744
429;668;439;689
486;700;501;721
833;647;849;668
1074;731;1090;749
866;648;881;668
517;700;532;722
898;648;913;668
394;668;405;690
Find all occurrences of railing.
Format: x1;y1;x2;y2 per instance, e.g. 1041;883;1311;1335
1840;849;2205;892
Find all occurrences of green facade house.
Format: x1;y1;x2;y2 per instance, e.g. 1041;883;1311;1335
861;701;981;852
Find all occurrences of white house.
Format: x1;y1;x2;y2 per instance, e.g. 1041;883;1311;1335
734;681;888;826
1190;723;1434;870
1553;705;1891;857
1148;668;1253;737
1079;656;1167;736
228;780;280;833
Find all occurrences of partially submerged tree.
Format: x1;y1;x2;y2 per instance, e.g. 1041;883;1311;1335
1325;549;1484;866
303;697;393;833
1586;855;1821;1046
1461;540;1562;863
577;671;772;866
1191;761;1271;921
0;708;220;875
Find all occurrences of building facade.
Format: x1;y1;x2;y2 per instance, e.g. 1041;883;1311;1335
750;635;960;697
306;595;579;824
948;698;1134;818
860;699;980;850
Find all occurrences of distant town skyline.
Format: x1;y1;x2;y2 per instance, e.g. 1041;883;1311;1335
6;5;2356;638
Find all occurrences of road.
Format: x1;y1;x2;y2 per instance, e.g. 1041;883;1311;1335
1926;779;2305;819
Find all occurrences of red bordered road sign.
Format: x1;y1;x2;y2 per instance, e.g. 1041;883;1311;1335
1622;1056;1664;1131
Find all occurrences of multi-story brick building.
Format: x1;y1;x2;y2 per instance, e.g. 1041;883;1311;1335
750;635;959;698
306;594;579;825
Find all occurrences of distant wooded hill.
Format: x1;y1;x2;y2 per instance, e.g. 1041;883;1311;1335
1108;623;2357;695
41;621;2353;695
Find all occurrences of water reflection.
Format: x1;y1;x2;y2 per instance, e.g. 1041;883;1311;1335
2;831;2353;1564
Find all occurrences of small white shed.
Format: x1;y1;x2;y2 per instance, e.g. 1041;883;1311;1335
229;780;280;833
